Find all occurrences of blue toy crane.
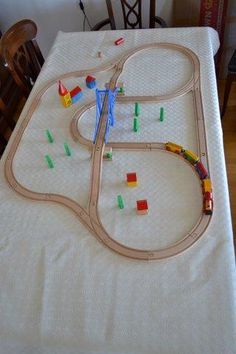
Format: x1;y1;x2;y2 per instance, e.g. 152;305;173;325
93;88;118;144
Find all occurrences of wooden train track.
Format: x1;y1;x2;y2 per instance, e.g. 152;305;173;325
4;43;212;260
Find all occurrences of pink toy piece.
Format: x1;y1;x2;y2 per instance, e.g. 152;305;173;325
115;37;124;46
58;80;68;95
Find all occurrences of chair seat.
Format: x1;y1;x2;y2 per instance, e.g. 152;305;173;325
228;50;236;72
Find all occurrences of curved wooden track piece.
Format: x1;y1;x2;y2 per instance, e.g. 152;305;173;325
4;43;211;260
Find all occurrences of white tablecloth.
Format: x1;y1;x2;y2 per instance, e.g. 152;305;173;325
0;27;235;354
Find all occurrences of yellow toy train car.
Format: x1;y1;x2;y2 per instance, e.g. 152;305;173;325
165;142;183;154
202;179;212;194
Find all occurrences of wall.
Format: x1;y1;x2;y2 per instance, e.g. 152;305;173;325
0;0;106;57
0;0;172;58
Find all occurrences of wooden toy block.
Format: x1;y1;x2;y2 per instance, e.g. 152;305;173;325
45;154;54;169
127;181;137;187
70;86;83;104
126;172;137;186
135;102;140;116
58;80;72;107
60;92;72;107
133;116;139;132
137;209;148;215
64;142;71;156
103;147;112;160
136;199;148;215
115;37;124;45
117;195;124;209
160;107;164;121
118;86;125;95
45;129;54;143
58;80;68;96
86;75;96;89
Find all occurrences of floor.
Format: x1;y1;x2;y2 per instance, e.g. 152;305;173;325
1;81;235;247
218;80;236;247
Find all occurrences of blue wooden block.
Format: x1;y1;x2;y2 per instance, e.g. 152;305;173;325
86;81;96;89
71;91;83;104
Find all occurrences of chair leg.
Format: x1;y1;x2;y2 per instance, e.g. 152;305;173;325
221;73;235;118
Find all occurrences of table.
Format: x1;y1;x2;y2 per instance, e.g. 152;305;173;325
0;27;235;353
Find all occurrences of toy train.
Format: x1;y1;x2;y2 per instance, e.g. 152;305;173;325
165;142;213;215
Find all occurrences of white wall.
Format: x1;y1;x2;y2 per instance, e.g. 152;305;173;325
0;0;172;58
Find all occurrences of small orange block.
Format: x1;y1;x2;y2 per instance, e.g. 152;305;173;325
136;199;148;215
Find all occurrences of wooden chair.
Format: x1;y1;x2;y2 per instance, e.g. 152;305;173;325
1;19;44;98
221;50;236;117
92;0;167;31
0;58;23;154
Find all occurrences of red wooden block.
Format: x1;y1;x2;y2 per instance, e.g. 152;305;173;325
126;172;137;183
86;75;95;83
115;37;124;46
136;199;148;211
70;86;82;98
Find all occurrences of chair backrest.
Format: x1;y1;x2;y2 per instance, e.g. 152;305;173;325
105;0;158;30
1;19;44;97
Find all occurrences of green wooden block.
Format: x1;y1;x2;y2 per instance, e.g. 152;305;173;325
106;152;112;159
160;107;164;122
133;116;139;132
64;142;72;156
118;87;124;93
117;195;124;209
135;102;140;116
45;154;54;168
45;129;54;143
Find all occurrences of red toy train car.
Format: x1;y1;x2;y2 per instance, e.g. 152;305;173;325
195;161;208;179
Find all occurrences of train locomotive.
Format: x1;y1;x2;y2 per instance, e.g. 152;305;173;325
165;142;213;215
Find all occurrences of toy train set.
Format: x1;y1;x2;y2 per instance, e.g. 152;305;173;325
165;142;213;215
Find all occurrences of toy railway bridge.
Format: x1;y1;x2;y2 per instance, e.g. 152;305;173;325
93;88;118;144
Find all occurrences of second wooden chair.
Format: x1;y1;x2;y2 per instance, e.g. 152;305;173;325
92;0;167;31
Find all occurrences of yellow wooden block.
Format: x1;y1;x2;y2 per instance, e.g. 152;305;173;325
60;93;72;107
137;209;148;215
127;181;138;187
